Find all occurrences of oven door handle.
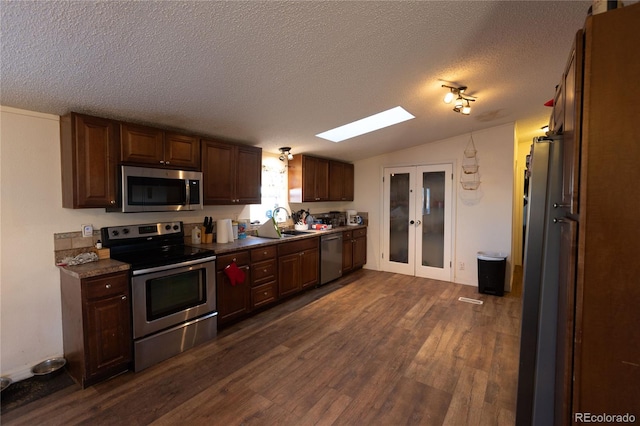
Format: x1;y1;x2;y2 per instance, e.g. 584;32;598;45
132;255;217;276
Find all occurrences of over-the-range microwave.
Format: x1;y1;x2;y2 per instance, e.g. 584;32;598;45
109;165;203;213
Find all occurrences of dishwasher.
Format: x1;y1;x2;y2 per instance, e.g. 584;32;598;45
320;233;343;285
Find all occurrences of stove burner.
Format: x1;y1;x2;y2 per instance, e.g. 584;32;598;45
101;221;215;270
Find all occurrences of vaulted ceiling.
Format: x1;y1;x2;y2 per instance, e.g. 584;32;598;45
1;1;597;161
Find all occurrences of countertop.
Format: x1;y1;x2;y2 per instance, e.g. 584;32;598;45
194;224;367;255
57;225;366;278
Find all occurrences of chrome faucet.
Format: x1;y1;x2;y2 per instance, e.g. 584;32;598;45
272;206;290;226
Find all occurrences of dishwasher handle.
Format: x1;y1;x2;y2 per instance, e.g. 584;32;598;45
321;235;343;242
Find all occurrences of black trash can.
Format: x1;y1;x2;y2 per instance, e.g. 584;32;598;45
477;251;507;296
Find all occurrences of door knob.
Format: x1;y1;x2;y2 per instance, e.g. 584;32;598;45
416;220;422;225
409;220;415;225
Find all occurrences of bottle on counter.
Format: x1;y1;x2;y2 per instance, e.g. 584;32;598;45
192;226;202;244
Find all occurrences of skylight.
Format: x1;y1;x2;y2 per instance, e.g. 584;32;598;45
315;106;415;143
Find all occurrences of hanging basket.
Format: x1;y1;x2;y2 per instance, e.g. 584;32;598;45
462;155;479;174
460;172;481;190
463;135;477;158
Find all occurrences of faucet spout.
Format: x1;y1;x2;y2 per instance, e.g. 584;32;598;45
272;207;290;224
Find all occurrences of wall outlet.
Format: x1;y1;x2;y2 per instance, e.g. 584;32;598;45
459;261;465;270
82;224;93;238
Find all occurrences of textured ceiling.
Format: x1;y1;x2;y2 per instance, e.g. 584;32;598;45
1;0;599;161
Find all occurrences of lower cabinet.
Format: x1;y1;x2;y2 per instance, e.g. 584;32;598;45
278;237;319;298
60;270;132;388
250;246;278;309
343;227;367;272
216;251;251;326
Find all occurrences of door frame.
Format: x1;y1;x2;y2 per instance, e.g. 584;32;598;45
381;162;455;281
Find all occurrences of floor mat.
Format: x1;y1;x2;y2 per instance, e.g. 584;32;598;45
1;371;76;415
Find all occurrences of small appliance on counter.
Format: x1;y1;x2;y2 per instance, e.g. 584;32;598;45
346;210;362;226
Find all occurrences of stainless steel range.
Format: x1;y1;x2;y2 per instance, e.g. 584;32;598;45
101;221;217;371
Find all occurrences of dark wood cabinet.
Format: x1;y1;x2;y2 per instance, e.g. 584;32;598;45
288;155;330;202
120;122;200;169
60;270;131;388
277;237;319;298
216;251;251;326
60;113;119;208
250;246;278;309
329;161;354;201
201;139;262;205
526;5;640;423
561;30;583;215
342;228;367;272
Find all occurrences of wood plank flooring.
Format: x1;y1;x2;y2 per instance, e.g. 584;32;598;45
2;269;522;425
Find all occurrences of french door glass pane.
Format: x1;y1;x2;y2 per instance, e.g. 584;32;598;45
389;173;410;263
421;171;445;268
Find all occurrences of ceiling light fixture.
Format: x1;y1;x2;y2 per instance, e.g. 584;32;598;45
278;147;293;161
442;85;476;115
315;106;415;143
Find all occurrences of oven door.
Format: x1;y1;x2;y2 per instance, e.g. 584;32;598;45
131;257;216;339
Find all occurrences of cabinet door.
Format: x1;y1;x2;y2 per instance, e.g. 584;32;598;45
329;161;354;201
302;156;318;202
120;123;164;166
235;145;262;204
300;248;319;289
202;139;235;204
164;132;200;169
314;158;330;201
61;113;119;208
83;273;131;380
216;252;251;324
278;253;301;298
353;233;367;268
342;232;354;273
562;30;583;215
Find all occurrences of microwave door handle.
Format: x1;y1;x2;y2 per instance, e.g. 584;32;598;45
185;179;190;210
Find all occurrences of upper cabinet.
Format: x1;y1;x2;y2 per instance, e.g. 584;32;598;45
120;122;200;170
201;138;262;205
329;160;354;201
60;113;120;208
289;155;353;203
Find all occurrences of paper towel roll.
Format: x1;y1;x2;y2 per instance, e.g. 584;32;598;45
217;219;230;243
226;219;234;241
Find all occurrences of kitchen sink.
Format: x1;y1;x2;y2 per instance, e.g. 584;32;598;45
281;229;314;236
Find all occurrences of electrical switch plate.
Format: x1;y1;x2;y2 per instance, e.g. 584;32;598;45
82;224;93;238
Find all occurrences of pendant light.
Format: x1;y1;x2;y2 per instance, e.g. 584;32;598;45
441;85;477;115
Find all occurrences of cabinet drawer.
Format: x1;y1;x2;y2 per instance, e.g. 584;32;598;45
252;282;277;308
353;228;367;238
343;231;352;239
251;245;277;262
252;259;277;286
277;237;319;256
217;251;250;271
83;272;128;300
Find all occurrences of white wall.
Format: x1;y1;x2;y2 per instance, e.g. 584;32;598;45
353;123;515;287
0;106;252;380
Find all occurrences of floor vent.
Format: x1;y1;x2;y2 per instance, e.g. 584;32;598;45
458;297;483;305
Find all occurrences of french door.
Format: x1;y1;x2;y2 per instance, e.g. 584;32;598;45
382;164;453;281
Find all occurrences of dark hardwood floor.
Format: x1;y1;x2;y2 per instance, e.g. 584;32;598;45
2;269;522;425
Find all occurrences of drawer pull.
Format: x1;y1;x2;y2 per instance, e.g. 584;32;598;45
264;292;268;296
264;269;268;273
264;251;267;255
105;284;111;289
121;296;127;300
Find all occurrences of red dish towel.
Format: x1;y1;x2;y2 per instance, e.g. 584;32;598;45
224;261;245;286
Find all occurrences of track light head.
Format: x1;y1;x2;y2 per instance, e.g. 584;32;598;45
278;147;293;162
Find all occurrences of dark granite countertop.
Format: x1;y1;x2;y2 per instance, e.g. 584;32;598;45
58;259;130;279
192;225;367;255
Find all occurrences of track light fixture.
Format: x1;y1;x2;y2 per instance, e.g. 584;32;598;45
442;85;476;115
278;147;293;161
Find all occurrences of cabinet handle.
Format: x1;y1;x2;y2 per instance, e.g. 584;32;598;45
122;295;127;300
160;160;165;164
233;258;237;262
264;292;268;296
105;283;111;289
263;251;267;255
165;161;170;165
110;200;116;204
300;252;304;256
264;269;268;273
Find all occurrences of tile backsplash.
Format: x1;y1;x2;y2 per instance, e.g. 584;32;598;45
53;230;101;264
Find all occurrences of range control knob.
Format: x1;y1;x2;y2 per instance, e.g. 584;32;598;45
173;224;179;231
165;224;171;230
122;228;129;234
112;230;119;236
